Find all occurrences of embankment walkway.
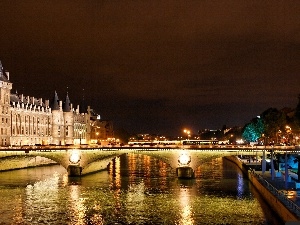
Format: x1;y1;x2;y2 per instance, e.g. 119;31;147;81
225;155;300;223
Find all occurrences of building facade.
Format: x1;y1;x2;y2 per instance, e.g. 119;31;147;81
0;61;113;147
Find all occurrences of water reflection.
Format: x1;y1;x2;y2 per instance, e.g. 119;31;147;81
237;172;245;199
25;172;60;224
69;185;87;224
109;156;122;218
178;186;194;225
126;181;146;224
12;194;23;225
0;155;285;224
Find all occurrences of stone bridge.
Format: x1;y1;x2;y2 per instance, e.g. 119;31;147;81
0;147;272;176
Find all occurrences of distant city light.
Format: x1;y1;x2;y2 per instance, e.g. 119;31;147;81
236;139;244;144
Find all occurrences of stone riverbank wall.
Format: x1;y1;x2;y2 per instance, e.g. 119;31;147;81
225;156;300;223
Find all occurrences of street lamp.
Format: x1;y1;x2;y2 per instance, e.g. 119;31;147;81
79;131;82;145
277;130;282;144
285;125;292;145
96;132;99;145
183;129;191;140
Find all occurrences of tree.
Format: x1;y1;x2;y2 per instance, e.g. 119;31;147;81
261;108;287;143
242;117;264;142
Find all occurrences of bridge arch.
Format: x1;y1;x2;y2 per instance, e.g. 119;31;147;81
0;148;254;176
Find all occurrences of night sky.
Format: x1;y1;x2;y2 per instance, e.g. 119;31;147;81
1;1;300;136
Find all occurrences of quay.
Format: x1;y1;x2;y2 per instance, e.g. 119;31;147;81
225;155;300;224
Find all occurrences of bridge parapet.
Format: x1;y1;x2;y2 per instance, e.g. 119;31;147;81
0;148;275;176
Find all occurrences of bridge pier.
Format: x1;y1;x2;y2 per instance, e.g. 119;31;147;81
67;165;82;176
176;166;194;179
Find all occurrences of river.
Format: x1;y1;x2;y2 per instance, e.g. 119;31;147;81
0;153;284;224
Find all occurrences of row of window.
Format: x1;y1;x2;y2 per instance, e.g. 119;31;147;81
0;90;10;104
1;138;7;145
10;137;50;146
56;125;72;137
0;128;8;135
1;117;9;124
12;114;51;125
1;106;9;114
11;126;51;136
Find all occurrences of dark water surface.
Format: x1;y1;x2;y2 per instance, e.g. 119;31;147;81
0;153;284;224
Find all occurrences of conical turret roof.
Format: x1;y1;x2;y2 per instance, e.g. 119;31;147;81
50;91;60;110
63;93;71;112
0;61;11;83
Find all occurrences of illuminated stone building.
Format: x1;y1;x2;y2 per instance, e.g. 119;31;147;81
0;64;12;146
10;92;52;146
0;61;113;147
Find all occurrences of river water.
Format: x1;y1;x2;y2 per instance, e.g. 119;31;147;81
0;153;284;225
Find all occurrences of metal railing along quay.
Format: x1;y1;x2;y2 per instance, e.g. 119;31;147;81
249;168;300;218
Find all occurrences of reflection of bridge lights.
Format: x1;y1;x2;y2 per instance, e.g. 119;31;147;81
178;188;194;225
69;150;81;164
236;173;244;199
178;153;191;166
70;185;87;224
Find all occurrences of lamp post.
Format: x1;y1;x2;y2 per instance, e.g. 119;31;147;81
286;125;292;145
262;134;266;174
79;131;82;145
96;132;99;145
277;129;282;144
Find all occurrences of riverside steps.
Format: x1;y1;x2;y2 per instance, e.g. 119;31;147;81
225;155;300;223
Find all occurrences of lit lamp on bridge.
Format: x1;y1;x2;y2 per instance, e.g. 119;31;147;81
178;153;191;166
69;150;81;164
67;150;82;176
176;152;194;179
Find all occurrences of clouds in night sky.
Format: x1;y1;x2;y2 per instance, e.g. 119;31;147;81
1;1;300;135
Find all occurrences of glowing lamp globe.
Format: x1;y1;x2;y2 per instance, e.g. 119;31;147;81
178;153;191;166
69;150;81;164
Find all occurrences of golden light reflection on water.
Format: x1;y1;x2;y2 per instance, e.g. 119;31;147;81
158;160;168;189
110;156;121;189
12;195;23;225
69;185;87;225
62;173;69;187
0;155;282;224
128;153;136;183
144;154;151;178
25;172;60;223
126;181;146;224
178;187;194;225
110;156;122;215
89;214;104;225
189;195;265;224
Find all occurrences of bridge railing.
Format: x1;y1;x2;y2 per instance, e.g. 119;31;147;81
249;168;300;218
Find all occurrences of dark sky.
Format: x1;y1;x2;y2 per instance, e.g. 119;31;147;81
1;1;300;136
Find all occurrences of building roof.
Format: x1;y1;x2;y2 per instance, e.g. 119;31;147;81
10;93;20;103
51;91;60;110
63;93;71;112
10;92;46;107
0;61;11;83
